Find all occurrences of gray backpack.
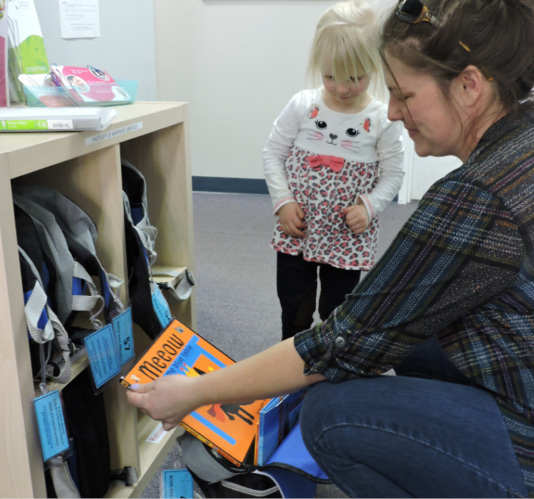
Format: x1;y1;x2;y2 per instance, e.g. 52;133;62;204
14;185;124;383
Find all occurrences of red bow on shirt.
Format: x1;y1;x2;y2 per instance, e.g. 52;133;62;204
308;154;345;173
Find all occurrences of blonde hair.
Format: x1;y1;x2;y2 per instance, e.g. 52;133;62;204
306;0;384;94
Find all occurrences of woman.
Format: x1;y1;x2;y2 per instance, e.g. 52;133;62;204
127;0;534;496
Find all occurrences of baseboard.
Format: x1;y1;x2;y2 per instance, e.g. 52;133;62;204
192;176;268;195
192;177;401;203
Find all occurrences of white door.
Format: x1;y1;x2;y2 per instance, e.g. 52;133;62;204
397;131;462;203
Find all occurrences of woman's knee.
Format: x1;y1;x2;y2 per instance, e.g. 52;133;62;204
300;382;331;448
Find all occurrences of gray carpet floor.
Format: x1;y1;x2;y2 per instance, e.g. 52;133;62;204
141;192;418;498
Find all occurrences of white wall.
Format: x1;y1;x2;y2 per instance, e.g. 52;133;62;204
34;0;460;199
34;0;158;101
153;0;397;181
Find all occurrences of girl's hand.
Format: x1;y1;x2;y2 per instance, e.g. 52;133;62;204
343;200;370;235
278;202;307;238
126;375;200;431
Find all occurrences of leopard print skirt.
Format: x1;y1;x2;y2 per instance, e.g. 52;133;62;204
271;146;379;270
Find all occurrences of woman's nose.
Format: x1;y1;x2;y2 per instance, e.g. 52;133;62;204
387;98;404;122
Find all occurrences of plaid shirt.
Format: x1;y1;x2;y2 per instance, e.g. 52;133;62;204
295;108;534;496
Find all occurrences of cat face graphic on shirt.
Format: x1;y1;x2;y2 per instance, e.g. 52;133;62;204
306;105;371;154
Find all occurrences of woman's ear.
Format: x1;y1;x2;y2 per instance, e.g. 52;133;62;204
454;65;487;107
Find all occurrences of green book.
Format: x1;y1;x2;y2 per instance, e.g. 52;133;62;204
8;0;49;103
0;107;117;132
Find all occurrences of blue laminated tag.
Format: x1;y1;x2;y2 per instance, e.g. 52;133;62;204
112;307;135;366
152;285;173;328
84;324;121;389
34;390;69;462
162;469;194;498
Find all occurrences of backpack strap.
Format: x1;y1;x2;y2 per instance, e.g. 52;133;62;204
71;260;105;329
48;456;81;498
121;160;172;338
122;159;158;265
22;264;54;344
13;194;75;324
19;247;72;385
153;267;195;303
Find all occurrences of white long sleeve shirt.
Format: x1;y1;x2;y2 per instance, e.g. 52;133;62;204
263;88;404;220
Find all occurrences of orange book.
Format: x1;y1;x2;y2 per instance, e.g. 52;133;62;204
121;319;268;466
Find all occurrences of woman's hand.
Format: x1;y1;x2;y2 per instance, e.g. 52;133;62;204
125;339;324;432
278;202;307;237
126;375;200;431
343;200;370;235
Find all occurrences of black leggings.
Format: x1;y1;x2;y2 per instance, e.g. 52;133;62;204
276;252;361;340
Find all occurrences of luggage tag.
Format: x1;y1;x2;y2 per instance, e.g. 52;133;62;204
111;307;135;367
161;469;194;498
152;284;173;329
84;323;122;392
33;389;71;462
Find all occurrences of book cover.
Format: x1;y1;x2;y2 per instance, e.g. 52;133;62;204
255;389;304;466
50;65;132;105
0;106;117;132
7;0;49;103
121;319;269;467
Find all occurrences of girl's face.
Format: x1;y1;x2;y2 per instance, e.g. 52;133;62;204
321;71;371;112
384;53;466;160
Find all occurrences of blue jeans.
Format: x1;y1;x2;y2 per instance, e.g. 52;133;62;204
299;339;528;498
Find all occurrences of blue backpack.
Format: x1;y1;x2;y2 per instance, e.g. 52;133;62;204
177;416;330;498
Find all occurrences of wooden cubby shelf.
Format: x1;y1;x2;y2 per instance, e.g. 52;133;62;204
0;102;195;498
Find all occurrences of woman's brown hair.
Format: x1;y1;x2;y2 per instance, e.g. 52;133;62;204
381;0;534;114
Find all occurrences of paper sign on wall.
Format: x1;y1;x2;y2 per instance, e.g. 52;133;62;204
59;0;100;39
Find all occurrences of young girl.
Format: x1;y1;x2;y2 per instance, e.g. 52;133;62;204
263;0;404;340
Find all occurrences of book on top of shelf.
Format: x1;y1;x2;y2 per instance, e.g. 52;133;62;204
121;318;270;467
0;106;117;132
50;65;132;105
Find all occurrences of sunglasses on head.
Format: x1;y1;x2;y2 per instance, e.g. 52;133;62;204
395;0;495;81
396;0;439;26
